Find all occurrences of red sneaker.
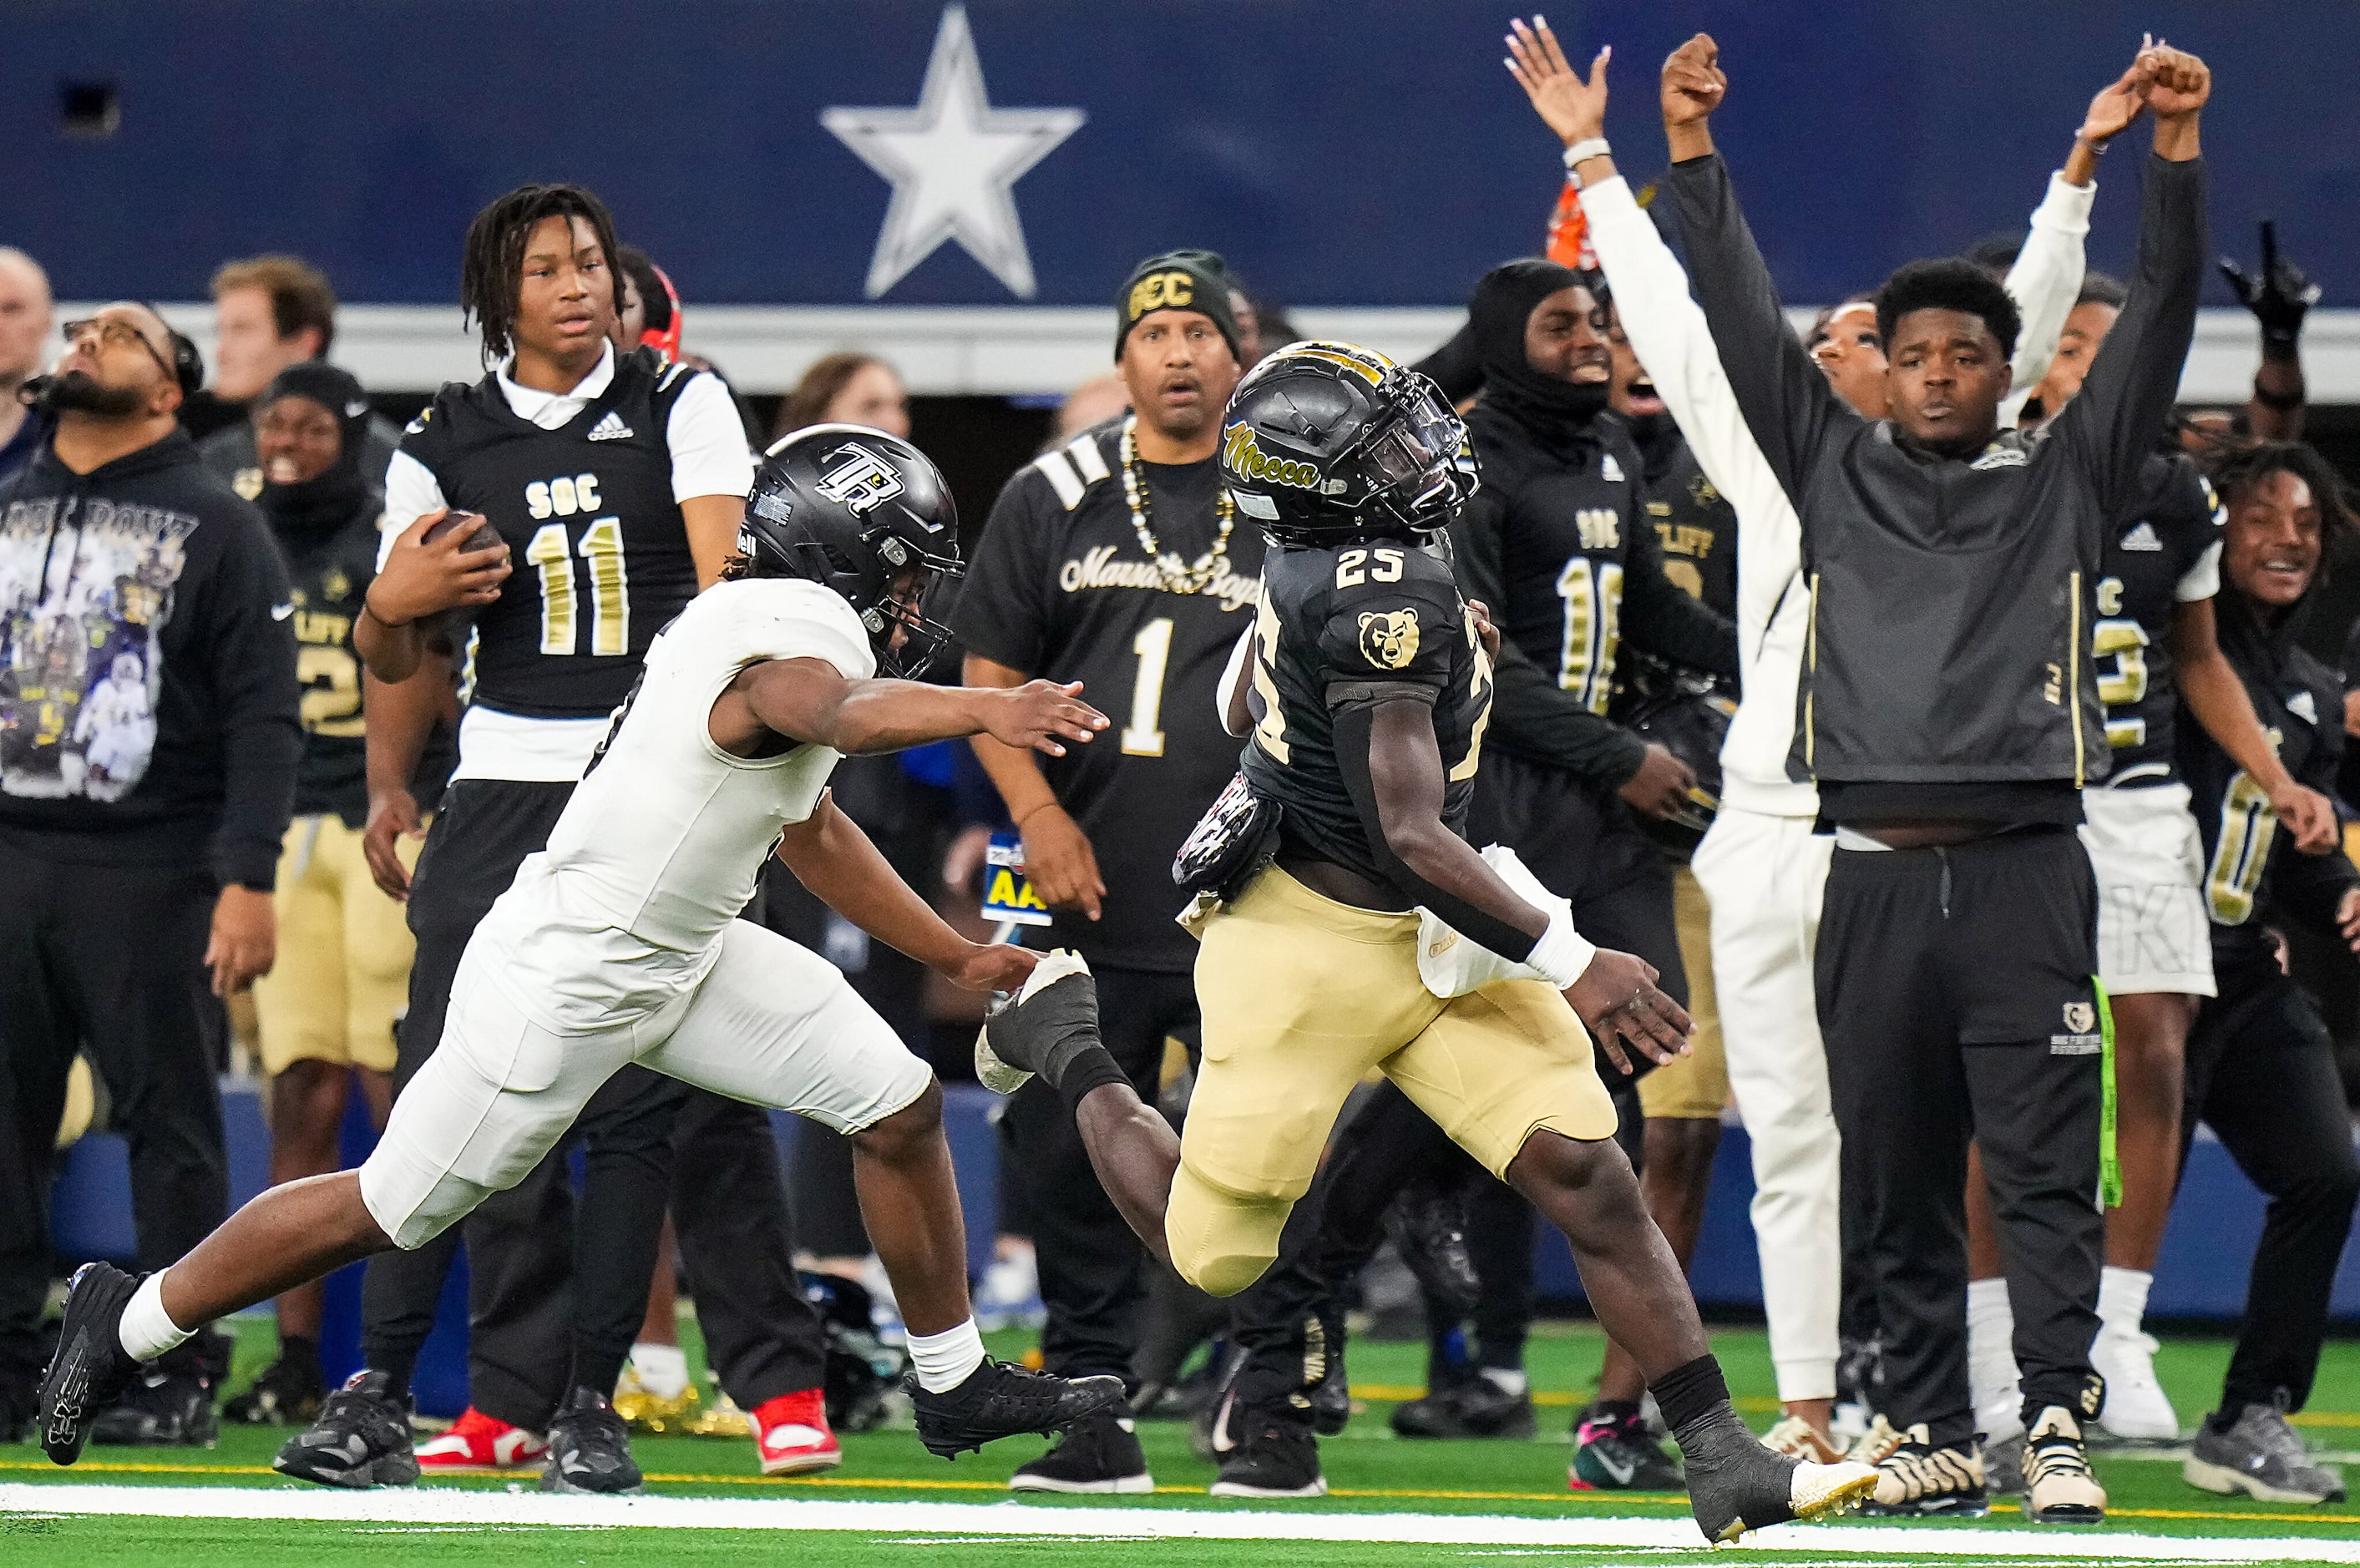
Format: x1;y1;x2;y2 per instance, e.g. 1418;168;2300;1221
414;1405;549;1473
751;1389;842;1476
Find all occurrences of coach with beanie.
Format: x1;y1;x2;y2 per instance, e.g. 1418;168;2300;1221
0;303;301;1442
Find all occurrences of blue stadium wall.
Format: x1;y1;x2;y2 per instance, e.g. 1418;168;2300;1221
6;1;2355;309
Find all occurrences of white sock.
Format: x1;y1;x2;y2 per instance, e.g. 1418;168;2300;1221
118;1272;194;1363
630;1343;690;1400
1478;1366;1529;1397
905;1318;987;1393
1966;1276;2018;1383
2097;1266;2152;1338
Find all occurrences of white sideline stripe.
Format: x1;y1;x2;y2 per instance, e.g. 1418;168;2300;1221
3;1485;2357;1561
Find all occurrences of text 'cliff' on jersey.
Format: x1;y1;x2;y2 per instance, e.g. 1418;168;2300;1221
1242;539;1493;886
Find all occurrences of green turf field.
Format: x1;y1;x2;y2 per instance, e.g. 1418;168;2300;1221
6;1316;2356;1565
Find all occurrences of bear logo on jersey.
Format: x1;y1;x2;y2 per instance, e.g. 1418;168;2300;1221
813;444;905;515
1358;608;1421;670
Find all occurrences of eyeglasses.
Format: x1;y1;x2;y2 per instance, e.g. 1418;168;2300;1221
63;316;176;382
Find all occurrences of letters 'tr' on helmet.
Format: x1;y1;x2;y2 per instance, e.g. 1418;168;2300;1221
1218;340;1478;549
741;424;963;677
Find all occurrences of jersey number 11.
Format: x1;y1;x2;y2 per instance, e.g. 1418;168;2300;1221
525;518;631;657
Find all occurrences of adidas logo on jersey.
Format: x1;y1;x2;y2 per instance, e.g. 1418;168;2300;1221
587;412;635;442
2289;689;2319;726
2120;521;2164;551
1599;453;1625;483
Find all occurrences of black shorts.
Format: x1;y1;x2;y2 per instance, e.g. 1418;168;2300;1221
1818;826;2099;1047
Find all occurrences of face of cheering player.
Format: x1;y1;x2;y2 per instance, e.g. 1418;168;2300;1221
2029;300;2120;422
1119;309;1240;445
49;303;180;422
1884;307;2010;453
1807;301;1888;418
2223;468;2323;614
514;215;616;372
825;360;911;441
254;393;344;485
1604;306;1664;421
1522;285;1610;387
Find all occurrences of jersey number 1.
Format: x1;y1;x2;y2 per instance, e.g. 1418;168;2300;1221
1122;617;1174;756
525;518;631;657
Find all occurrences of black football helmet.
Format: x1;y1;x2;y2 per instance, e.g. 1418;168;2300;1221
742;424;962;676
1218;340;1476;548
1613;651;1736;855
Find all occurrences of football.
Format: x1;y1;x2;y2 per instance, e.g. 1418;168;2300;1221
419;509;503;657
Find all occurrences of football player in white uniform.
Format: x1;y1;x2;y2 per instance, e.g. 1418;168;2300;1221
40;427;1126;1487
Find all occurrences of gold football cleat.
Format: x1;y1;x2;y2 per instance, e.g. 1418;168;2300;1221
683;1389;754;1439
612;1365;704;1434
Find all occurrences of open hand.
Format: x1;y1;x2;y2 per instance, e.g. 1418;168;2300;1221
2077;50;2157;146
1506;17;1608;145
1565;947;1693;1075
984;680;1107;758
941;940;1039;995
1660;33;1726;129
2221;220;2320;346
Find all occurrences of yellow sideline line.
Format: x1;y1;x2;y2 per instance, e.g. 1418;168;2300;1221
1345;1383;1780;1413
8;1456;2360;1526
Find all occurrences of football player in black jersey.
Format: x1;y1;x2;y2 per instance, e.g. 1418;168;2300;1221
232;363;449;1429
1961;272;2341;1458
952;250;1262;1493
2170;443;2359;1505
976;341;1875;1539
287;184;758;1493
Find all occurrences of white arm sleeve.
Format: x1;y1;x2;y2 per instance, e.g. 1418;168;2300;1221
2000;171;2096;427
377;450;449;571
666;372;757;503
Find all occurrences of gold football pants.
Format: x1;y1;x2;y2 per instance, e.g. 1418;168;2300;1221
1171;865;1617;1296
1636;865;1731;1120
252;815;418;1075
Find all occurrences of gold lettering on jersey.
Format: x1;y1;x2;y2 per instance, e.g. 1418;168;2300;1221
1058;545;1259;612
1358;608;1421;670
525;472;604;520
1654;523;1714;560
1129;271;1195;320
2095;577;2125;616
1575;508;1620;549
2044;662;2063;705
1223;424;1320;491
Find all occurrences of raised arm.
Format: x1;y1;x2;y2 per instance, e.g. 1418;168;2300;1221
2220;220;2317;442
717;656;1107;759
2052;44;2211;521
1657;34;1855;510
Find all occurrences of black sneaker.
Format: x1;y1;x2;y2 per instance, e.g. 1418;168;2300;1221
224;1344;327;1426
1210;1403;1327;1498
1570;1404;1684;1489
1009;1405;1152;1493
1380;1176;1480;1316
38;1262;141;1465
1393;1376;1536;1440
273;1370;418;1488
909;1358;1124;1460
1674;1406;1877;1543
542;1388;644;1495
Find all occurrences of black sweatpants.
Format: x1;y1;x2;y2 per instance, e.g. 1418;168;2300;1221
1001;964;1198;1382
2183;951;2360;1418
1819;827;2104;1447
0;842;227;1375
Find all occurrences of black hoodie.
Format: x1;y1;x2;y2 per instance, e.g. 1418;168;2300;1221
0;427;301;888
2180;582;2359;974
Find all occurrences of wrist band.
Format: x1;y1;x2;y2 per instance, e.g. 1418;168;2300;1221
2077;134;2112;157
361;596;413;630
1525;903;1598;990
1562;137;1612;172
1015;800;1061;830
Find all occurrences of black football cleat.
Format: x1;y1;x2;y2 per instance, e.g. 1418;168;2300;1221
39;1262;142;1465
273;1370;418;1489
909;1358;1124;1459
1210;1402;1328;1498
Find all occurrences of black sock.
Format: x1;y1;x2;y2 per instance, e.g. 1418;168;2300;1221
1593;1397;1642;1424
1052;1041;1128;1113
365;1348;418;1401
278;1333;322;1373
1649;1353;1731;1438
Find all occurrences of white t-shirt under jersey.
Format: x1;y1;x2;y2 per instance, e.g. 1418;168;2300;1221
473;577;876;1030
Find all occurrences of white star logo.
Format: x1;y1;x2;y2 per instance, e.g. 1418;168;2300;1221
821;5;1085;301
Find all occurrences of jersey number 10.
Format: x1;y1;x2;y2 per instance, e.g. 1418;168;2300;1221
524;518;631;657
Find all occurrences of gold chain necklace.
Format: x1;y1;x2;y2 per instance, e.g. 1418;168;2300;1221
1119;414;1235;596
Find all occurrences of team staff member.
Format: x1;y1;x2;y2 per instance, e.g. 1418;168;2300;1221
199;257;403;501
2175;442;2360;1507
953;249;1262;1494
0;305;300;1441
1669;34;2213;1523
1518;15;2131;1461
272;184;752;1493
227;363;449;1429
1962;275;2338;1459
0;249;54;486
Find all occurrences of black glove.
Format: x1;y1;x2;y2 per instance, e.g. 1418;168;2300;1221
2220;219;2321;350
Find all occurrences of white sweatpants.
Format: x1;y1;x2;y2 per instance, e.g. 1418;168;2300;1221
359;917;934;1250
1690;806;1840;1404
